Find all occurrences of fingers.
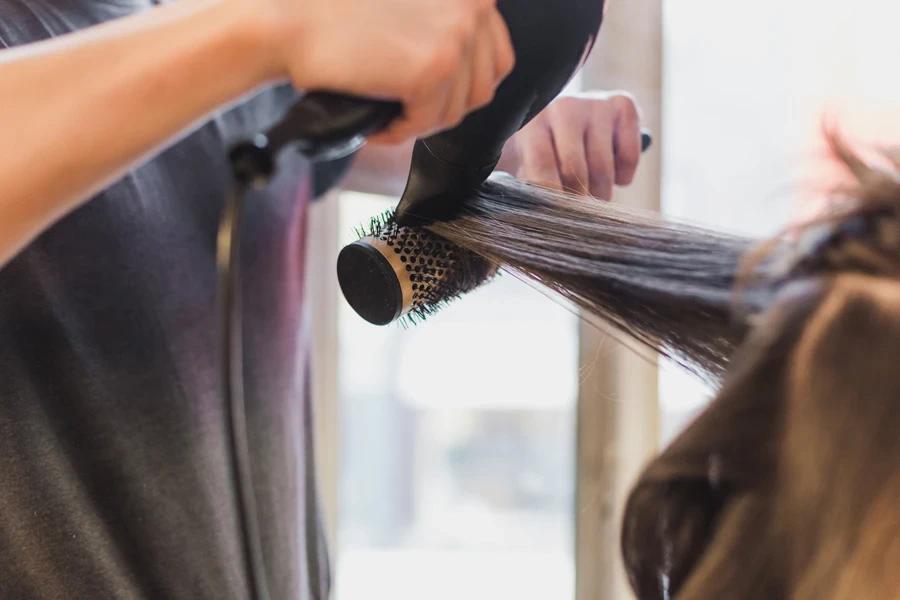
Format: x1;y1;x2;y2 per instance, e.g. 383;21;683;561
515;124;563;191
506;93;644;200
611;95;642;186
550;111;590;195
370;0;514;146
369;79;452;144
585;117;615;201
487;9;515;81
442;35;477;130
469;18;500;109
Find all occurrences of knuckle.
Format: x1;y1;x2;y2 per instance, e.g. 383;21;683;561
533;153;555;171
471;82;495;108
619;154;639;171
559;165;584;186
452;10;478;41
555;96;578;111
589;158;614;178
556;101;584;125
467;0;494;17
401;108;429;137
560;170;579;186
432;42;462;76
378;130;403;145
528;111;551;128
499;45;515;75
443;105;466;129
591;172;612;189
560;155;581;175
620;145;640;164
615;93;641;118
414;47;459;95
540;176;564;190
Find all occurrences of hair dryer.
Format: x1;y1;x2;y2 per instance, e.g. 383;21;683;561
261;0;611;223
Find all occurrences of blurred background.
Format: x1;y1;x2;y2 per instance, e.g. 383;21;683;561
303;1;900;598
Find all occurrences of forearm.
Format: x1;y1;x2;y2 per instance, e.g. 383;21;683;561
0;0;278;267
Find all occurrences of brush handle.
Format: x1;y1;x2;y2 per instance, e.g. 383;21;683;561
641;130;653;152
265;92;403;160
263;91;652;166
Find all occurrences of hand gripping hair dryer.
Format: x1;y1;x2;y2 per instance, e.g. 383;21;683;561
322;0;629;326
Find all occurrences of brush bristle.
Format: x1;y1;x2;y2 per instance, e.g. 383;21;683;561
356;209;498;326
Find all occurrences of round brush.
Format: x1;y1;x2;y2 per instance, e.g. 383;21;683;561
337;206;499;326
338;132;652;326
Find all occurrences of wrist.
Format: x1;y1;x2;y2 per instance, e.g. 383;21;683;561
247;0;325;91
215;0;290;87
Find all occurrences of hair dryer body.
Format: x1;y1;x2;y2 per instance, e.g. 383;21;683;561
394;0;607;225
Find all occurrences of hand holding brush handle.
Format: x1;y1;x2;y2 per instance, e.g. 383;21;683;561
498;91;651;201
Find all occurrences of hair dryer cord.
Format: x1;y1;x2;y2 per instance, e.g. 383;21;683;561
216;178;272;600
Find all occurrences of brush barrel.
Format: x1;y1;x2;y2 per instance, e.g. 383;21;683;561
337;218;497;326
337;236;412;326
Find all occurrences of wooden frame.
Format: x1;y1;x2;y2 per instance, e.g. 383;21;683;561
575;3;663;598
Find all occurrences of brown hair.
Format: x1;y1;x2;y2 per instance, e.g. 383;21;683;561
428;174;759;382
427;132;900;599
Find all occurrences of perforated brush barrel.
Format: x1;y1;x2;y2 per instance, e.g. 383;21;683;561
337;213;497;326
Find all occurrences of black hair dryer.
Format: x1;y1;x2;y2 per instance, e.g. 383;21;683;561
391;0;610;225
265;0;612;217
252;0;629;328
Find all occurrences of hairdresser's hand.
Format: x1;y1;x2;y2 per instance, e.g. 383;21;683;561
499;91;643;201
272;0;515;144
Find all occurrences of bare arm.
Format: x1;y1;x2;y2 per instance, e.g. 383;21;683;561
0;0;514;268
0;0;278;267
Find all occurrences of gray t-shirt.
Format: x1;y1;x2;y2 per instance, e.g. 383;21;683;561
0;1;352;598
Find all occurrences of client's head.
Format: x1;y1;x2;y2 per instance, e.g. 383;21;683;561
425;129;900;599
345;125;900;598
619;133;900;600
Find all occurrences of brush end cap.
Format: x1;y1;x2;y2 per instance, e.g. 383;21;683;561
337;241;403;326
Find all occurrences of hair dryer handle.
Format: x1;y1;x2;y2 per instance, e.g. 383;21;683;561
265;91;403;161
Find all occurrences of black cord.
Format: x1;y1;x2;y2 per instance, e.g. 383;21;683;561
217;140;276;600
215;102;396;599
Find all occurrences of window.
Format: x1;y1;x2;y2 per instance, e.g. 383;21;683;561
658;0;900;439
659;0;818;438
